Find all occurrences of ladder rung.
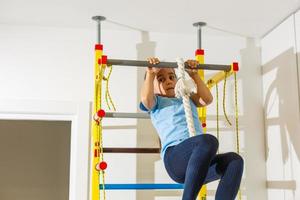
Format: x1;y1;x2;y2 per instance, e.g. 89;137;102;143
103;147;160;154
105;112;149;119
100;183;184;190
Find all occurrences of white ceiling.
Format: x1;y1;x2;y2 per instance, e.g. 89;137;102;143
0;0;300;38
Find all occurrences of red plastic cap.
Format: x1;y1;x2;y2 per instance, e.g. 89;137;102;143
232;62;239;71
202;123;206;128
195;49;204;56
95;44;103;50
101;55;107;64
99;161;107;170
97;109;106;117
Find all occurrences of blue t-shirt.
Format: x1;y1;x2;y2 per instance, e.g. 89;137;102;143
140;95;203;158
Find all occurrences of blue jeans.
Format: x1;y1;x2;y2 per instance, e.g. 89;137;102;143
164;134;243;200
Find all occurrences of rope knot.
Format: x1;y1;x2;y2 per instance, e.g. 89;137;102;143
175;58;197;98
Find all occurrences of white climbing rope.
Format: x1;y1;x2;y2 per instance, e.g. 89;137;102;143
175;58;197;137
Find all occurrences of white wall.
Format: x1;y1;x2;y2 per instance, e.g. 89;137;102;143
0;23;267;199
261;10;300;200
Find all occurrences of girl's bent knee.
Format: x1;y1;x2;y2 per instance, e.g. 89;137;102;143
207;134;219;145
230;153;244;170
228;152;244;163
202;134;219;150
194;134;219;155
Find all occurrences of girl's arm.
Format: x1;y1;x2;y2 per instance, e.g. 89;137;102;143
140;72;156;110
140;58;160;110
185;60;213;107
190;73;213;107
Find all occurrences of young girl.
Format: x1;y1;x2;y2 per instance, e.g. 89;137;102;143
140;57;244;200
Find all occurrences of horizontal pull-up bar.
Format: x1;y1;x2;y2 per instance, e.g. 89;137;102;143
103;147;160;153
105;59;231;71
100;183;184;190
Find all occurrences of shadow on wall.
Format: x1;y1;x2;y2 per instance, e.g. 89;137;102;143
263;48;300;163
238;38;266;200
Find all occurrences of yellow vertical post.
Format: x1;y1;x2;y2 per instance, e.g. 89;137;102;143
91;44;105;200
196;49;207;200
232;62;242;200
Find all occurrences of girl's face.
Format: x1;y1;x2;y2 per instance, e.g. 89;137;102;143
153;68;177;97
